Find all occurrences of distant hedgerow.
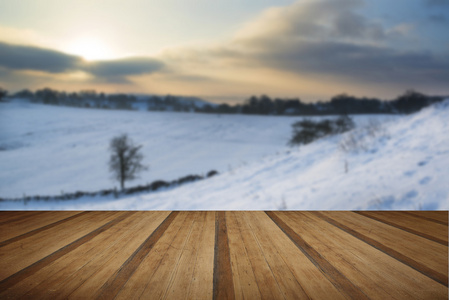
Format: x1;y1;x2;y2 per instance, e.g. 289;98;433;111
288;115;354;146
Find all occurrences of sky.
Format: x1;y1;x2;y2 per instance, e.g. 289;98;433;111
0;0;448;103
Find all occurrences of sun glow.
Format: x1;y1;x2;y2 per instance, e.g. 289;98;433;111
64;37;113;61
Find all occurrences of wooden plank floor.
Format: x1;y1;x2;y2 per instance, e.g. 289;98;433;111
0;211;447;299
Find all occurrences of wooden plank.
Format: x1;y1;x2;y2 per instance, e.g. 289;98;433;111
67;211;170;299
356;211;448;245
0;213;150;299
0;211;120;281
163;212;209;299
0;211;446;299
247;211;347;300
0;211;81;242
278;212;448;299
228;212;285;300
185;211;215;300
405;211;448;226
95;211;178;299
213;211;235;300
317;211;448;286
0;211;47;226
0;211;88;247
0;212;131;291
133;211;197;300
1;211;155;299
244;212;311;299
114;211;193;299
226;211;262;300
31;211;168;299
266;211;369;300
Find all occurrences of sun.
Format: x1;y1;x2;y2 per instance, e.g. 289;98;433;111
65;37;113;61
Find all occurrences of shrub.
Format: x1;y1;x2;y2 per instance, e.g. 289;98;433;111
176;175;203;185
207;170;219;177
150;180;169;191
289;115;354;146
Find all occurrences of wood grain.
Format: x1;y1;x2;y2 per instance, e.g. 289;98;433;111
113;211;190;299
213;211;235;300
0;211;446;299
228;211;285;300
186;211;215;300
406;211;448;225
4;211;156;299
316;211;448;286
0;212;131;291
355;211;448;245
266;211;369;300
279;211;448;299
96;211;178;299
0;211;87;247
0;211;83;243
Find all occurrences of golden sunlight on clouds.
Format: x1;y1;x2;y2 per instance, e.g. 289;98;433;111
59;70;93;82
131;64;380;103
0;25;58;49
1;0;448;102
63;37;115;61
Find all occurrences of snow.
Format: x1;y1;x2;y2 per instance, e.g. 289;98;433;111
0;99;294;198
1;99;448;210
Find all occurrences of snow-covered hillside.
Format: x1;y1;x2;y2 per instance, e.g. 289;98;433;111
1;99;448;210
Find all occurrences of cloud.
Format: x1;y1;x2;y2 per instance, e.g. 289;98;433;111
0;41;165;83
252;40;449;84
177;0;449;87
85;57;165;83
1;0;448;97
0;41;81;73
235;0;384;44
162;73;215;82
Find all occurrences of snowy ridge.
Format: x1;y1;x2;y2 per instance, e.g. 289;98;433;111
1;100;448;210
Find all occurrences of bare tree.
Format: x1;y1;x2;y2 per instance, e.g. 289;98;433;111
109;134;148;190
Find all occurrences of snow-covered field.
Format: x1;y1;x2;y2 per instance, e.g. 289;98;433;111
1;99;448;210
0;99;294;198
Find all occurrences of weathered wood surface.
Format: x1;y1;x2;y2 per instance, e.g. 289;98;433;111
0;211;447;299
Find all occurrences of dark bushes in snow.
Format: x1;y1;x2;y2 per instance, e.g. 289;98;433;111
175;175;203;185
150;180;170;191
207;170;218;177
0;170;219;202
289;115;354;146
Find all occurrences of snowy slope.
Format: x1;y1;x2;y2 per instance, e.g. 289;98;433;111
1;99;448;210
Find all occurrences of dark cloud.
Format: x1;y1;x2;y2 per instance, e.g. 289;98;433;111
0;66;49;89
332;11;385;40
212;0;449;87
425;0;449;6
0;42;81;73
0;42;165;83
85;57;165;83
250;40;449;84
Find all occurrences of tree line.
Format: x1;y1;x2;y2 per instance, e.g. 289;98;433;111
205;91;445;115
2;87;446;115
